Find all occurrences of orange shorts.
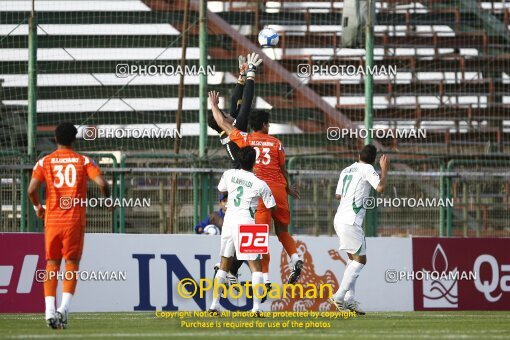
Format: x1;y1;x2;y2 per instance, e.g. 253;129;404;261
45;225;85;261
255;183;290;225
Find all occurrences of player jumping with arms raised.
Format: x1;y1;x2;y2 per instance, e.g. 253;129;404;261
207;53;262;168
209;90;303;287
208;53;262;286
28;123;110;329
329;144;389;315
208;146;276;316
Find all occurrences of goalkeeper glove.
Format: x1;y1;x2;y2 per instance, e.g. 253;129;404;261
246;52;263;79
238;55;247;83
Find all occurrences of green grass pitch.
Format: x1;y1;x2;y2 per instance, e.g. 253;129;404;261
1;312;509;339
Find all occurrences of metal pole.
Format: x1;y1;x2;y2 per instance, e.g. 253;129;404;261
26;0;37;231
364;0;374;146
169;0;190;233
364;0;376;236
119;154;126;233
159;180;165;234
28;1;37;159
446;175;452;237
193;171;199;227
20;168;27;232
112;171;118;232
198;0;208;219
439;165;445;237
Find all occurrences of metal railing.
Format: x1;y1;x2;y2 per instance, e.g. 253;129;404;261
1;154;509;237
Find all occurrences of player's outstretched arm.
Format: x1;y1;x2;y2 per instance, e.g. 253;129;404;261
233;78;254;132
376;154;390;193
209;91;234;135
230;83;244;119
230;55;247;118
232;53;261;132
27;178;45;219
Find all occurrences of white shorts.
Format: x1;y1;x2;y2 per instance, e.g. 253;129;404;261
219;221;260;261
333;219;366;256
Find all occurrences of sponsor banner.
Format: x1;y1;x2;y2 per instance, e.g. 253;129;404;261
412;238;510;310
0;233;45;313
272;236;413;312
0;233;413;312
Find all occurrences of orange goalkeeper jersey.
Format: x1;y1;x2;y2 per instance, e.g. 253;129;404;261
229;128;286;185
31;149;102;228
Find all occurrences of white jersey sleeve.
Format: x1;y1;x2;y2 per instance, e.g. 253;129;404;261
259;181;276;209
364;164;381;190
335;169;346;197
218;171;228;192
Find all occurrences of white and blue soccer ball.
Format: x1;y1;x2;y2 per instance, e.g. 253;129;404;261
203;224;221;235
258;28;279;47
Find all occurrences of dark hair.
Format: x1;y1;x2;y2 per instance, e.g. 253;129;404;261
360;144;377;164
55;122;77;146
238;146;257;171
207;112;223;134
249;110;270;131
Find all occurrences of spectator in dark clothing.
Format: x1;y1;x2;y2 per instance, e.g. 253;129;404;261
194;193;227;234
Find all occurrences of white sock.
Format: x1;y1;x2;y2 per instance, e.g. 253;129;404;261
343;259;353;300
57;292;73;314
344;287;355;303
333;262;351;302
290;253;300;265
263;273;269;283
251;271;264;312
334;261;364;302
210;269;227;310
45;296;56;319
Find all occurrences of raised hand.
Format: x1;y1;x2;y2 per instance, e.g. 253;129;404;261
379;154;390;172
246;52;263;79
238;55;248;77
208;91;220;107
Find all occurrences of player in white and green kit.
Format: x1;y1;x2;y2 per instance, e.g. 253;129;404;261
330;144;389;315
208;146;276;316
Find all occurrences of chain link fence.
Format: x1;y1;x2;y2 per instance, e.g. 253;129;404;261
1;153;508;237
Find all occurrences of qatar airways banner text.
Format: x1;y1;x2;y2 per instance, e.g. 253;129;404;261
0;233;413;312
412;238;510;310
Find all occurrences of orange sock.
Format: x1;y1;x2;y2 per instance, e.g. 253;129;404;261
63;262;79;294
277;232;297;257
44;263;60;297
261;253;270;273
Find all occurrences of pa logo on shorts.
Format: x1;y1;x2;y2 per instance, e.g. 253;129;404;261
238;224;269;254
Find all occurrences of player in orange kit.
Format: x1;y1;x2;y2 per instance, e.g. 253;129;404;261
209;90;304;289
28;122;110;329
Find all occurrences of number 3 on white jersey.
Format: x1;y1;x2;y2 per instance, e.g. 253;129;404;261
54;164;77;188
254;147;270;165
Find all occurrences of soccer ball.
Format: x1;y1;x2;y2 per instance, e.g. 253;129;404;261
203;224;220;235
258;28;279;47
